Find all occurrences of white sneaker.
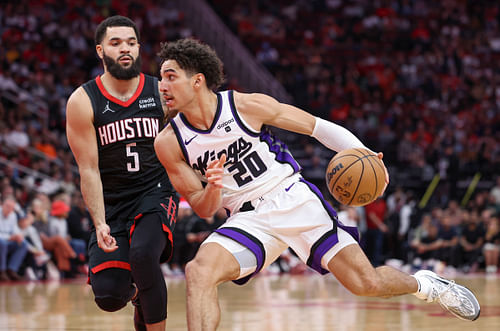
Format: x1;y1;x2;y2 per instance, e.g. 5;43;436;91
486;265;497;274
25;267;38;281
414;270;480;321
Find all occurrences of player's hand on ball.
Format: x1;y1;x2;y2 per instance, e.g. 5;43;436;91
376;152;389;196
96;223;118;252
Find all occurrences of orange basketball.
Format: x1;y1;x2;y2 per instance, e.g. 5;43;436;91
325;148;386;206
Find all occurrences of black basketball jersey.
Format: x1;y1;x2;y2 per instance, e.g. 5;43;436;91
82;73;175;221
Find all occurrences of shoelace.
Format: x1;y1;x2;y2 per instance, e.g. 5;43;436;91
435;280;473;315
433;279;455;304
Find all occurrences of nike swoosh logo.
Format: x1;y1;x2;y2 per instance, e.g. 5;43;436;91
285;183;295;192
184;134;198;145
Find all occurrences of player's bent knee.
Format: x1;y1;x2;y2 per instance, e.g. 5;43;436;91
129;245;156;269
184;259;203;283
95;295;128;312
185;258;216;287
350;278;381;297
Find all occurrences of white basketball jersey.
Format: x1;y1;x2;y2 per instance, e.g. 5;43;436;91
170;90;301;213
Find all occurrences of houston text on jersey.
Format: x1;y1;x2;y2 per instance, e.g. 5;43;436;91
97;117;160;146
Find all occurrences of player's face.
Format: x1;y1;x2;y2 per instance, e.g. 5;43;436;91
98;26;141;80
159;60;197;111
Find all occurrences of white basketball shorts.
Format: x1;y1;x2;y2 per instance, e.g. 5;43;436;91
202;174;359;285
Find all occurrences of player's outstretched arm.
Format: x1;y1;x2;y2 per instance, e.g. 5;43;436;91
66;88;117;252
235;91;389;190
154;126;223;218
235;91;367;151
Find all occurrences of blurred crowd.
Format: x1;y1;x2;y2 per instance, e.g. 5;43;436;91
0;0;499;281
210;0;500;200
344;181;500;276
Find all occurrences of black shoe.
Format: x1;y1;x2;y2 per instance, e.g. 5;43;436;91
132;296;147;331
6;270;21;281
0;271;9;282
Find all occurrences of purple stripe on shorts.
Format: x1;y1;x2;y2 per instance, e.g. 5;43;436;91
299;178;360;274
309;232;339;274
215;227;265;285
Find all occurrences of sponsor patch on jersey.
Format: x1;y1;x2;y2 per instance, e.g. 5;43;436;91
138;97;157;109
217;118;234;130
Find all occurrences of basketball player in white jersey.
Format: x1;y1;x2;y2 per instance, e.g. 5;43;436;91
154;38;480;330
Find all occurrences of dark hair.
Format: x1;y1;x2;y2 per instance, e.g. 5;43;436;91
95;15;140;45
157;38;225;91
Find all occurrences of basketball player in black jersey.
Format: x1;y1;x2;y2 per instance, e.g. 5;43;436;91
66;16;178;331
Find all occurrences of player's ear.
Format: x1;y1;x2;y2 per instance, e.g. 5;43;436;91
96;44;103;59
193;73;205;87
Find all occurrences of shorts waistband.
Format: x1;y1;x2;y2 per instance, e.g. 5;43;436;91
238;173;302;213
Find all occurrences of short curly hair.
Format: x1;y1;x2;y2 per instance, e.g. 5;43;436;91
158;38;225;91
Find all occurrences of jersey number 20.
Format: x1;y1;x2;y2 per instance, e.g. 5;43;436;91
228;151;267;187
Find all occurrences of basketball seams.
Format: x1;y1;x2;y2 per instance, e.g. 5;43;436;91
326;148;386;206
354;148;370;157
330;155;363;191
346;157;364;205
363;155;380;200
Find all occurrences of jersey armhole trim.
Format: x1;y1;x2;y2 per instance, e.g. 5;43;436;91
170;120;190;164
178;93;223;134
228;90;260;138
82;83;98;123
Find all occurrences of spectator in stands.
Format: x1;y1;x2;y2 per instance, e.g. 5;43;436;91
457;209;485;273
364;197;388;267
337;205;360;228
59;170;77;196
409;214;441;271
3;122;30;150
31;197;76;275
48;200;87;277
256;41;279;70
66;192;91;249
483;213;499;274
396;132;416;166
0;196;28;281
385;187;406;259
436;213;459;270
490;176;500;206
396;191;416;263
445;200;463;226
33;133;58;160
18;209;50;280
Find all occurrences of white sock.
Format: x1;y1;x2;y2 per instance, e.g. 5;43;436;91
412;275;432;301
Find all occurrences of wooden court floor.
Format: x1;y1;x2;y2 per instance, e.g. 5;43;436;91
0;272;498;330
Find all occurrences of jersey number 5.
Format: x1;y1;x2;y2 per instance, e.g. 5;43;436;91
126;143;140;172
